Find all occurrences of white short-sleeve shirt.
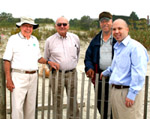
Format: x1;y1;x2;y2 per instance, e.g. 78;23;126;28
3;32;41;71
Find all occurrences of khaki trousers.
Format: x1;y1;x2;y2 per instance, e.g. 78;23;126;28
51;70;79;119
11;71;37;119
110;87;143;119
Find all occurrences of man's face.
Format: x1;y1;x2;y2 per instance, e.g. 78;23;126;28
20;23;33;39
100;19;112;33
112;20;129;43
55;17;69;37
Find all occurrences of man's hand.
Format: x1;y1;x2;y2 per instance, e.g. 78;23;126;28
100;73;103;80
48;61;60;70
125;97;134;107
86;69;94;78
6;77;15;92
38;57;60;70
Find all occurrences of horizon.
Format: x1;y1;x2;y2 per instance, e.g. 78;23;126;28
0;11;148;21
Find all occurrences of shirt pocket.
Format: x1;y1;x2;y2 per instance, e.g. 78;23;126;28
117;54;130;69
69;45;78;59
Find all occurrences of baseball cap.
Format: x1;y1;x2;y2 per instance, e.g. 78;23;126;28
99;11;112;21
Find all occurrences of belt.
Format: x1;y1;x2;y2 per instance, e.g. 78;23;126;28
12;69;37;74
112;84;129;89
52;68;75;73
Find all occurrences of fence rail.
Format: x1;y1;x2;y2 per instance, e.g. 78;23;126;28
0;58;149;119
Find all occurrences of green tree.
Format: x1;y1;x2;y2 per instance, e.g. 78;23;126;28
69;18;80;30
0;12;13;21
35;18;54;24
80;15;92;30
130;11;139;21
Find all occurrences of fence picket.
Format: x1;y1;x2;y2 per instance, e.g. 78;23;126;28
47;71;52;119
80;72;85;119
60;72;65;119
86;78;91;119
66;72;72;119
0;59;6;119
41;69;46;119
54;71;59;119
100;77;105;119
144;76;149;119
73;71;77;119
94;74;99;119
35;71;39;119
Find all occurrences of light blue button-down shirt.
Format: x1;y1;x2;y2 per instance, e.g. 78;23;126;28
103;35;149;100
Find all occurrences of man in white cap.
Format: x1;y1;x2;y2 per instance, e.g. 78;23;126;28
3;16;59;119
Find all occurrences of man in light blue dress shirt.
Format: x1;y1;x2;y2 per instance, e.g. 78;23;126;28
100;19;149;119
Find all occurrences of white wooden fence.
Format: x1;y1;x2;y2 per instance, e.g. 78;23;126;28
0;59;149;119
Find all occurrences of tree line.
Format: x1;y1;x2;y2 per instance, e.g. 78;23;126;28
0;12;54;27
0;11;148;30
0;11;150;50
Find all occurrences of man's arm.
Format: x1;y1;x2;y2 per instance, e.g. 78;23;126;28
84;42;95;72
127;46;149;100
38;57;59;70
84;48;95;78
4;60;14;92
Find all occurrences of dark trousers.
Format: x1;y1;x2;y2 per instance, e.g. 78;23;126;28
96;71;112;119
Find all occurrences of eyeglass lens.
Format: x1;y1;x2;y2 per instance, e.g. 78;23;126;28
57;23;67;27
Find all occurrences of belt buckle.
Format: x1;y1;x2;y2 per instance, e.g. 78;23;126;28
13;69;25;73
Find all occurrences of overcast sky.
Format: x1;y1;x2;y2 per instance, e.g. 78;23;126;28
0;0;150;21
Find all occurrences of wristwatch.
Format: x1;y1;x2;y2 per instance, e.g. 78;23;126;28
46;60;49;64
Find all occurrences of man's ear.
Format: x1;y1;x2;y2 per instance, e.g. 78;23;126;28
127;27;129;32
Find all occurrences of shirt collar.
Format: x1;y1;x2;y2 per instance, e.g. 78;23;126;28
114;35;130;49
121;35;130;46
101;32;113;40
100;32;113;45
56;32;68;39
18;32;33;39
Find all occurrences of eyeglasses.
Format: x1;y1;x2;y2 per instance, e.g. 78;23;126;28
57;23;68;27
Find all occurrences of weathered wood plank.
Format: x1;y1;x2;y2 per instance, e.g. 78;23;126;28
0;59;6;119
